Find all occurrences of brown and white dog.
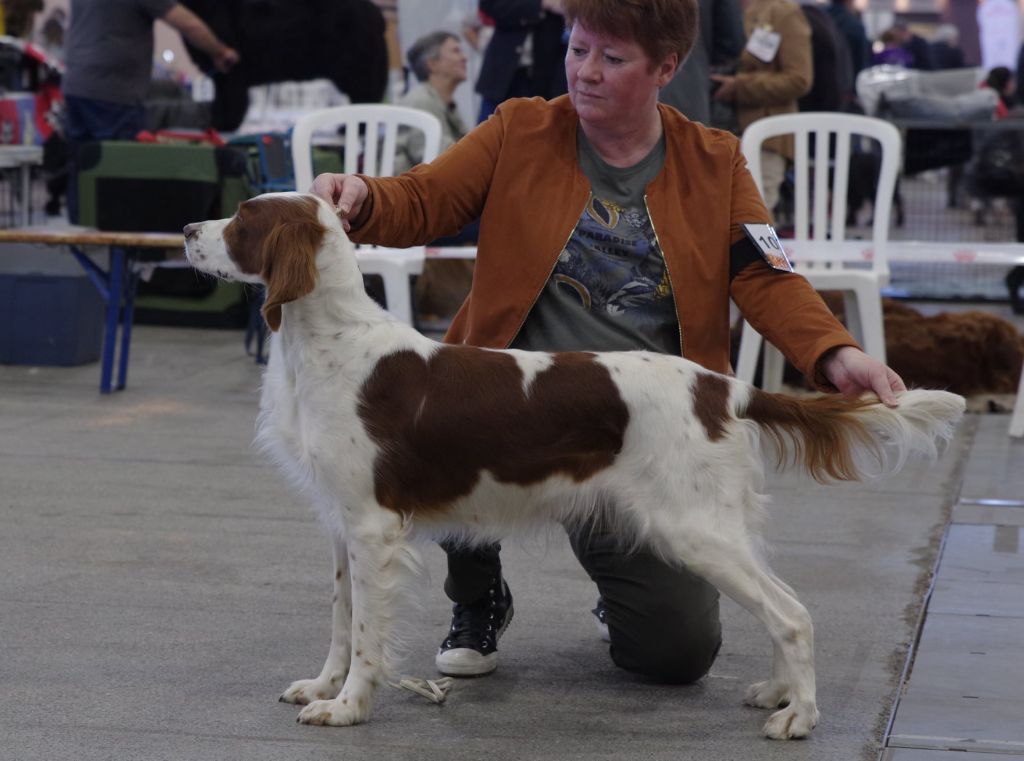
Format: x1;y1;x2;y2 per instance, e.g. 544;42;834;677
183;192;965;739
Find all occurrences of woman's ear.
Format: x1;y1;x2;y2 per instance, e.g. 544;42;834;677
657;51;680;87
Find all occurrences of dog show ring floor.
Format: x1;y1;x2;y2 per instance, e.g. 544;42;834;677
1;321;1022;761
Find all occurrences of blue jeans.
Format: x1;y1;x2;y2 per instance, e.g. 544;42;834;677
64;95;145;222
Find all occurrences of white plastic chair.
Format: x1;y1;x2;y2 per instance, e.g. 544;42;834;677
734;112;901;391
290;104;443;325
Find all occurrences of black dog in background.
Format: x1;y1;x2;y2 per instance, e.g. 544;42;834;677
847;147;905;228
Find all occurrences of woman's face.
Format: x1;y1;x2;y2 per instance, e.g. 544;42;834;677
430;37;468;85
565;23;677;130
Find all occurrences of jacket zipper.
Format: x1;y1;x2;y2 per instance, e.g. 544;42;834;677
643;194;685;357
505;197;590;348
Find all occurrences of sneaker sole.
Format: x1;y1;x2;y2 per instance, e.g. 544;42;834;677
435;648;499;677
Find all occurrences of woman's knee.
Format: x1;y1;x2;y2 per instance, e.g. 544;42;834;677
609;616;723;684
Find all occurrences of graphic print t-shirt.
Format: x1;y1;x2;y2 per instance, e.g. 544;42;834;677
511;128;680;354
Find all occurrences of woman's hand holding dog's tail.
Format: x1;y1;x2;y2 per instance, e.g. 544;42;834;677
820;346;907;408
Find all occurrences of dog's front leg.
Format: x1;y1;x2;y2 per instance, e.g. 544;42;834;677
280;526;352;705
297;510;410;727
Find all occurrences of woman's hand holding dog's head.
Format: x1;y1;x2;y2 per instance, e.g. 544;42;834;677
311;173;369;232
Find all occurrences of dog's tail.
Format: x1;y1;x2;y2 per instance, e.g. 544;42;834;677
736;387;966;482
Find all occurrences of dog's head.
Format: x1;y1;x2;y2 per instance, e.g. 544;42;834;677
184;192;339;331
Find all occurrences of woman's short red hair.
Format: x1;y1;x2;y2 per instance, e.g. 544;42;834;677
561;0;699;69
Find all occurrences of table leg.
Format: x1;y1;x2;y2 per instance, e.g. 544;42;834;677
99;247;126;395
20;163;30;227
116;250;139;391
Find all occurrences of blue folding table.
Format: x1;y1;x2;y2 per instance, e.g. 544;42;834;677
0;227;183;394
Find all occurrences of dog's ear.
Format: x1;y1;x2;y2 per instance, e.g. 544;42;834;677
260;220;324;331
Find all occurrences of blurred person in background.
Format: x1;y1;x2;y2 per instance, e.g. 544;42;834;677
396;31;470;173
658;0;744;125
62;0;239;219
892;21;934;69
396;30;478;321
873;28;913;67
930;24;965;70
826;0;871;82
2;0;42;38
711;0;813;212
474;0;568;122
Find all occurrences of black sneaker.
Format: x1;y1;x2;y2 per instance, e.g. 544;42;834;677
435;576;514;677
593;597;610;642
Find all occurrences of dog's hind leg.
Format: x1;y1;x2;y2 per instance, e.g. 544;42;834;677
743;570;804;712
297;508;416;727
280;524;352;705
657;526;819;739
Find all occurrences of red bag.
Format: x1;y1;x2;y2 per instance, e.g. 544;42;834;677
135;127;226;147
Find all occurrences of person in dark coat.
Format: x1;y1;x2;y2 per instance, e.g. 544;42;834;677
798;2;852;112
658;0;744;125
930;24;966;70
893;22;934;70
474;0;568;123
826;0;871;78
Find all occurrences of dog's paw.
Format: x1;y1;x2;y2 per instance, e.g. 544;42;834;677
743;680;790;709
762;703;819;740
296;697;370;727
279;676;343;705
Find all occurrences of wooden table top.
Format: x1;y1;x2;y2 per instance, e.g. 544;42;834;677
0;226;184;249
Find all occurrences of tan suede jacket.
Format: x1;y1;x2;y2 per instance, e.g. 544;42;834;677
351;95;855;385
734;0;813;159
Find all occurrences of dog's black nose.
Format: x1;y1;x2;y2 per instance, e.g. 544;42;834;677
183;223;200;240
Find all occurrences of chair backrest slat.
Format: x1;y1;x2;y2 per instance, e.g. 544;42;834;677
378;120;400;177
830;130;851;245
290;104;443;191
342;118;360;176
793;130;809;241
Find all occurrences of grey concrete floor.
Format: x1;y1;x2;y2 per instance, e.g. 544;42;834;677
0;323;1017;761
883;413;1024;760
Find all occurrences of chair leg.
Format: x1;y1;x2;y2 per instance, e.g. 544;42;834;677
377;263;415;325
842;291;863;344
736;320;764;385
763;344;786;393
844;287;887;365
1010;362;1024;438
